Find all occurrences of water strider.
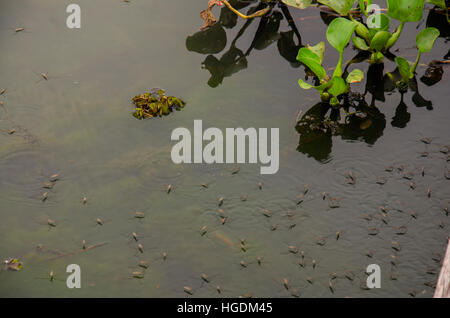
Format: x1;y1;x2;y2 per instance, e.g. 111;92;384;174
138;261;149;269
42;182;54;189
283;278;289;290
368;227;378;235
201;273;210;283
133;271;144;279
135;212;145;218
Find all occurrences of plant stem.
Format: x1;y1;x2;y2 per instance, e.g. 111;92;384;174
385;21;405;50
222;0;270;19
333;53;343;78
410;51;421;77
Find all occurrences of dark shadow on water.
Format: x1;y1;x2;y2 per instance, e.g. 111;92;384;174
295;99;386;162
186;0;302;87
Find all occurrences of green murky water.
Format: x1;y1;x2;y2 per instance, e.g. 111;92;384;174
0;0;449;297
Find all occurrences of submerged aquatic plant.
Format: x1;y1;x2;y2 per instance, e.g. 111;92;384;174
131;89;185;119
297;18;364;107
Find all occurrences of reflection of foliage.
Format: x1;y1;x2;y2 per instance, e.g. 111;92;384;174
203;46;248;87
186;23;227;54
186;1;303;87
132;89;185;120
296;96;386;161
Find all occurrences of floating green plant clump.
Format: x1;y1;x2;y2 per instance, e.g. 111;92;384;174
132;89;185;119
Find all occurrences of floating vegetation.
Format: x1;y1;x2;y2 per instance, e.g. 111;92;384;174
3;258;23;271
131;89;185;119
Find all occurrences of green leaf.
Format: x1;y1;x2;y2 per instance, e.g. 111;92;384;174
416;27;440;53
367;13;390;32
298;79;332;92
395;56;411;82
359;0;372;16
371;51;384;63
346;68;364;83
370;31;392;51
354;20;370;41
327;76;348;97
297;47;327;80
326;18;357;53
352;36;370;50
318;0;355;16
282;0;313;9
387;0;424;22
426;0;446;10
306;42;325;64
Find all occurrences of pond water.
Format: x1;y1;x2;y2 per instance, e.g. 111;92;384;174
0;0;449;297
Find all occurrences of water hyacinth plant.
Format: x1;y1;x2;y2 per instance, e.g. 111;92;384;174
394;27;440;89
202;0;443;108
351;0;426;63
297;18;364;107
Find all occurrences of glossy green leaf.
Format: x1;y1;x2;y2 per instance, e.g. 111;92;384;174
326;18;357;53
371;51;384;63
426;0;446;9
359;0;372;16
387;0;424;22
368;13;390;32
318;0;355;16
306;42;325;64
346;68;364;83
354;20;370;41
370;31;392;51
395;57;411;82
298;79;332;92
352;36;370;50
416;27;440;53
297;47;327;80
327;76;348;97
282;0;313;9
